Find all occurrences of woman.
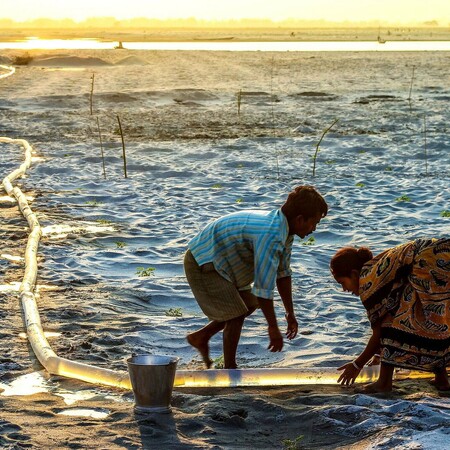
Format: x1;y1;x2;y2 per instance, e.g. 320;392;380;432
330;238;450;393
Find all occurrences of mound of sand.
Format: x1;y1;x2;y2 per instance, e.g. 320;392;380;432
29;56;111;67
114;55;148;65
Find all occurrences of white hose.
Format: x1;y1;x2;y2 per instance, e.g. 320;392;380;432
0;137;435;390
0;65;15;80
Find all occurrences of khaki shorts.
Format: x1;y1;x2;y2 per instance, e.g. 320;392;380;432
184;250;258;322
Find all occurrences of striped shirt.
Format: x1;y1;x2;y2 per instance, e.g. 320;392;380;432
189;209;293;300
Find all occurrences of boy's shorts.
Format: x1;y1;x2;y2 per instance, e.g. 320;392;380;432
184;250;258;322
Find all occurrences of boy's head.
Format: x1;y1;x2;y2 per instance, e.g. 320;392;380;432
281;185;328;238
281;185;328;220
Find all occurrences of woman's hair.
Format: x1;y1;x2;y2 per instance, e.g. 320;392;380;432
281;185;328;220
330;246;373;278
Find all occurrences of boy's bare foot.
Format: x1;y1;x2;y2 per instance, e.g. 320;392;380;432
187;332;213;369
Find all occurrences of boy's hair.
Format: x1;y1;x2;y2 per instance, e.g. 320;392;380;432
281;185;328;220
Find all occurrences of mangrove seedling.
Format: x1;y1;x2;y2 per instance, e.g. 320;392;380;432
282;435;304;450
312;118;339;177
213;355;224;369
86;200;103;206
115;241;127;248
96;116;106;179
440;210;450;218
136;267;156;277
165;308;183;317
302;236;316;245
89;73;95;115
117;115;127;178
355;182;365;188
396;195;411;202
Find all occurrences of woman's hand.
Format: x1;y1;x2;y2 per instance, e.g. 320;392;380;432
267;325;283;352
285;312;298;340
337;362;361;386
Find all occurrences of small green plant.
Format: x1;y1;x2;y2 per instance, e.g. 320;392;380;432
358;149;366;154
213;354;224;369
385;166;393;171
136;267;156;277
396;195;411;202
302;236;316;246
86;200;103;206
96;219;112;225
212;183;223;189
115;241;127;248
440;210;450;218
236;198;243;203
165;307;183;317
325;160;336;165
282;435;304;450
355;182;365;188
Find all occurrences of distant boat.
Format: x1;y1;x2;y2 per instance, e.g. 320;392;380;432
114;41;125;49
377;28;386;44
193;37;234;41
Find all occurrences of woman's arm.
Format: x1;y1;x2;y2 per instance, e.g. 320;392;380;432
337;321;381;386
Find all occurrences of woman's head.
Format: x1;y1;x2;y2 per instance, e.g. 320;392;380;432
330;246;373;295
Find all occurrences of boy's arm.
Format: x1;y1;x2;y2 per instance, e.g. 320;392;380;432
277;276;298;339
258;297;283;352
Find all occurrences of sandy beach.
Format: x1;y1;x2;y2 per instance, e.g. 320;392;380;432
1;44;449;449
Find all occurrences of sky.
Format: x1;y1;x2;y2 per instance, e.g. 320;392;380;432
1;0;449;24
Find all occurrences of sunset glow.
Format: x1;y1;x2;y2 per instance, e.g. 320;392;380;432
1;0;449;25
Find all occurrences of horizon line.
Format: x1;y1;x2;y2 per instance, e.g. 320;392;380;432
0;17;447;28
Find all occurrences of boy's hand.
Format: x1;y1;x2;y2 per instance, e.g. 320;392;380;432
285;312;298;340
268;325;283;352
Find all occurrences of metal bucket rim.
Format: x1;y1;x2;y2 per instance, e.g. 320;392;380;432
127;354;180;366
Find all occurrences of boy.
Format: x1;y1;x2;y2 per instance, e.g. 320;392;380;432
184;185;327;369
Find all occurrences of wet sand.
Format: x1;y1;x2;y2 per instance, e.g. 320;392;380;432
1;47;449;448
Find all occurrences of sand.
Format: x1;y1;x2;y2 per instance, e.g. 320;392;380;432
1;45;449;449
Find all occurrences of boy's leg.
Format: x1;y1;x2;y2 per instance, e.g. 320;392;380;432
223;314;246;369
187;321;225;368
222;304;258;369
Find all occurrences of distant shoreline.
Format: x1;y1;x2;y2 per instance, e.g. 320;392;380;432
0;26;449;43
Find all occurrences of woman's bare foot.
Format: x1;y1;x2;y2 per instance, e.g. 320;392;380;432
430;369;450;391
187;332;213;368
362;380;393;393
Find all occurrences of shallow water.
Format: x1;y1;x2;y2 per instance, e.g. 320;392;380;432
1;49;449;448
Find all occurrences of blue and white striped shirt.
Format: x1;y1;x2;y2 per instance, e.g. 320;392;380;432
189;209;293;300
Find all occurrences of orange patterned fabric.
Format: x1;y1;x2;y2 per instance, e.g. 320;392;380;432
360;238;450;372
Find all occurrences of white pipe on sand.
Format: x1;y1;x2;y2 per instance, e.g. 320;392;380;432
0;65;15;80
0;137;435;390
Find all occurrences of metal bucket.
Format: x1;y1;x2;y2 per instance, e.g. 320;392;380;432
127;354;179;413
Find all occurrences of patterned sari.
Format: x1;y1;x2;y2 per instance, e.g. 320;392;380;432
359;238;450;372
